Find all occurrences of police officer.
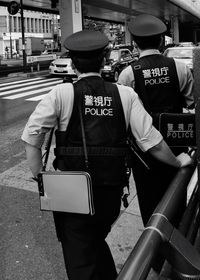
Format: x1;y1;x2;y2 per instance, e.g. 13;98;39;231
118;14;194;113
21;30;193;280
118;14;195;228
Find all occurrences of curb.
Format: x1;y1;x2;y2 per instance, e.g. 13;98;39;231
0;70;49;83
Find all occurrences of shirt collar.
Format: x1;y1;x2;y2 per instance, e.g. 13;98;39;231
139;49;161;58
78;72;101;80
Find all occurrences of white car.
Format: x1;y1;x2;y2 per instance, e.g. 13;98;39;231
163;46;194;72
49;52;76;76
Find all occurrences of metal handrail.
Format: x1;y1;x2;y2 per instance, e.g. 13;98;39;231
117;153;197;280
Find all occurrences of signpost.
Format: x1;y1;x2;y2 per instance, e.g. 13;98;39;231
7;0;27;72
7;1;19;15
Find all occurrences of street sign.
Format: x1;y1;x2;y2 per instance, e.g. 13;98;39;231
7;1;20;15
26;54;57;63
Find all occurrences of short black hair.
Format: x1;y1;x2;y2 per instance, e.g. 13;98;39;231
133;34;163;50
69;49;105;73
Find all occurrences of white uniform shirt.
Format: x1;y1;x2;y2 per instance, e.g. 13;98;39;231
118;49;194;108
21;73;163;152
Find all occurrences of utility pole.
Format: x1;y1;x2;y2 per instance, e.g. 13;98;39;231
20;0;27;72
9;15;13;58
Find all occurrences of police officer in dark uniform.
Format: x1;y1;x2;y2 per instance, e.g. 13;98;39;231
118;14;195;227
22;29;193;280
118;14;195;275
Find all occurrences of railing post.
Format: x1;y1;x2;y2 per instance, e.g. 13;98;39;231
117;160;197;280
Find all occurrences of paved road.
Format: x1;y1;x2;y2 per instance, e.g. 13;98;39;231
0;74;63;127
0;73;69;280
0;72;144;280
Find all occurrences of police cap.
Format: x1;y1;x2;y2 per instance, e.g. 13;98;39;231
128;14;167;37
64;30;109;52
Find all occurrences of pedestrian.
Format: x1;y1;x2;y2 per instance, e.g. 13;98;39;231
5;46;9;59
118;14;195;227
21;29;193;280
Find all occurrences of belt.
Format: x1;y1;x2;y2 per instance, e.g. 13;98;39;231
54;146;129;156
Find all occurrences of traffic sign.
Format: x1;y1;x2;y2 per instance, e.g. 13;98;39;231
7;1;20;15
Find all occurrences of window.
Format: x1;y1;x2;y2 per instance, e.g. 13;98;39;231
27;18;30;32
35;18;38;33
13;17;17;32
109;50;120;61
18;17;21;32
39;19;42;32
0;16;7;33
42;19;45;32
121;50;132;60
31;18;34;32
46;19;49;33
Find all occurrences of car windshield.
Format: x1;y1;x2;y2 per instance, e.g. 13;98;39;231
108;50;120;61
60;52;71;58
165;48;193;59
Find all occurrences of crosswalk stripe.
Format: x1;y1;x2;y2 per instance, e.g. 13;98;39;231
0;77;43;87
26;93;48;101
1;80;63;98
3;86;57;99
0;77;62;91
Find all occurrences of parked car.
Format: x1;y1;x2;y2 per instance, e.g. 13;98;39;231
101;48;136;82
163;46;194;72
49;51;76;76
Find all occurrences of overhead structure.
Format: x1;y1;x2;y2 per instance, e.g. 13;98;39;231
169;0;200;20
1;0;200;24
1;0;200;43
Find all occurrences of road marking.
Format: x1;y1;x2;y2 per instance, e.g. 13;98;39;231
2;80;63;99
0;77;61;91
3;86;55;99
0;77;43;87
26;93;48;101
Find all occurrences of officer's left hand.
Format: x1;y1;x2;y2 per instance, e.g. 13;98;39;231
176;152;194;168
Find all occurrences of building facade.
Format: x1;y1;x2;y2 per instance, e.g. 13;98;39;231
0;6;60;57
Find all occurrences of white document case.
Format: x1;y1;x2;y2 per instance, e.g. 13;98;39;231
38;171;95;215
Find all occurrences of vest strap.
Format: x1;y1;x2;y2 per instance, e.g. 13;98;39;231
54;146;129;156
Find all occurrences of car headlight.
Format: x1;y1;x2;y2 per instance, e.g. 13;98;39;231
50;62;55;66
103;65;112;71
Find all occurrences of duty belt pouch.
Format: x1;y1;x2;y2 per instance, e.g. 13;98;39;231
37;104;95;215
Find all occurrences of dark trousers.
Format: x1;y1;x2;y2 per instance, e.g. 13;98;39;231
131;151;186;226
131;151;187;272
53;186;123;280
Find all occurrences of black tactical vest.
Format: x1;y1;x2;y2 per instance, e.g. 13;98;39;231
54;76;128;187
131;55;184;117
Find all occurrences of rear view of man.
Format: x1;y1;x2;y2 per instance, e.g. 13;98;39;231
22;29;193;280
118;14;194;226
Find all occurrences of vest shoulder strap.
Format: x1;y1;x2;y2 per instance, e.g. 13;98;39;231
131;60;151;113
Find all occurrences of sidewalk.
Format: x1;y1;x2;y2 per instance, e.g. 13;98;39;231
107;174;144;272
0;144;144;280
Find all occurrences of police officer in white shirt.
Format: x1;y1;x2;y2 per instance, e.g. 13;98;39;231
118;14;195;274
21;30;193;280
118;14;195;225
